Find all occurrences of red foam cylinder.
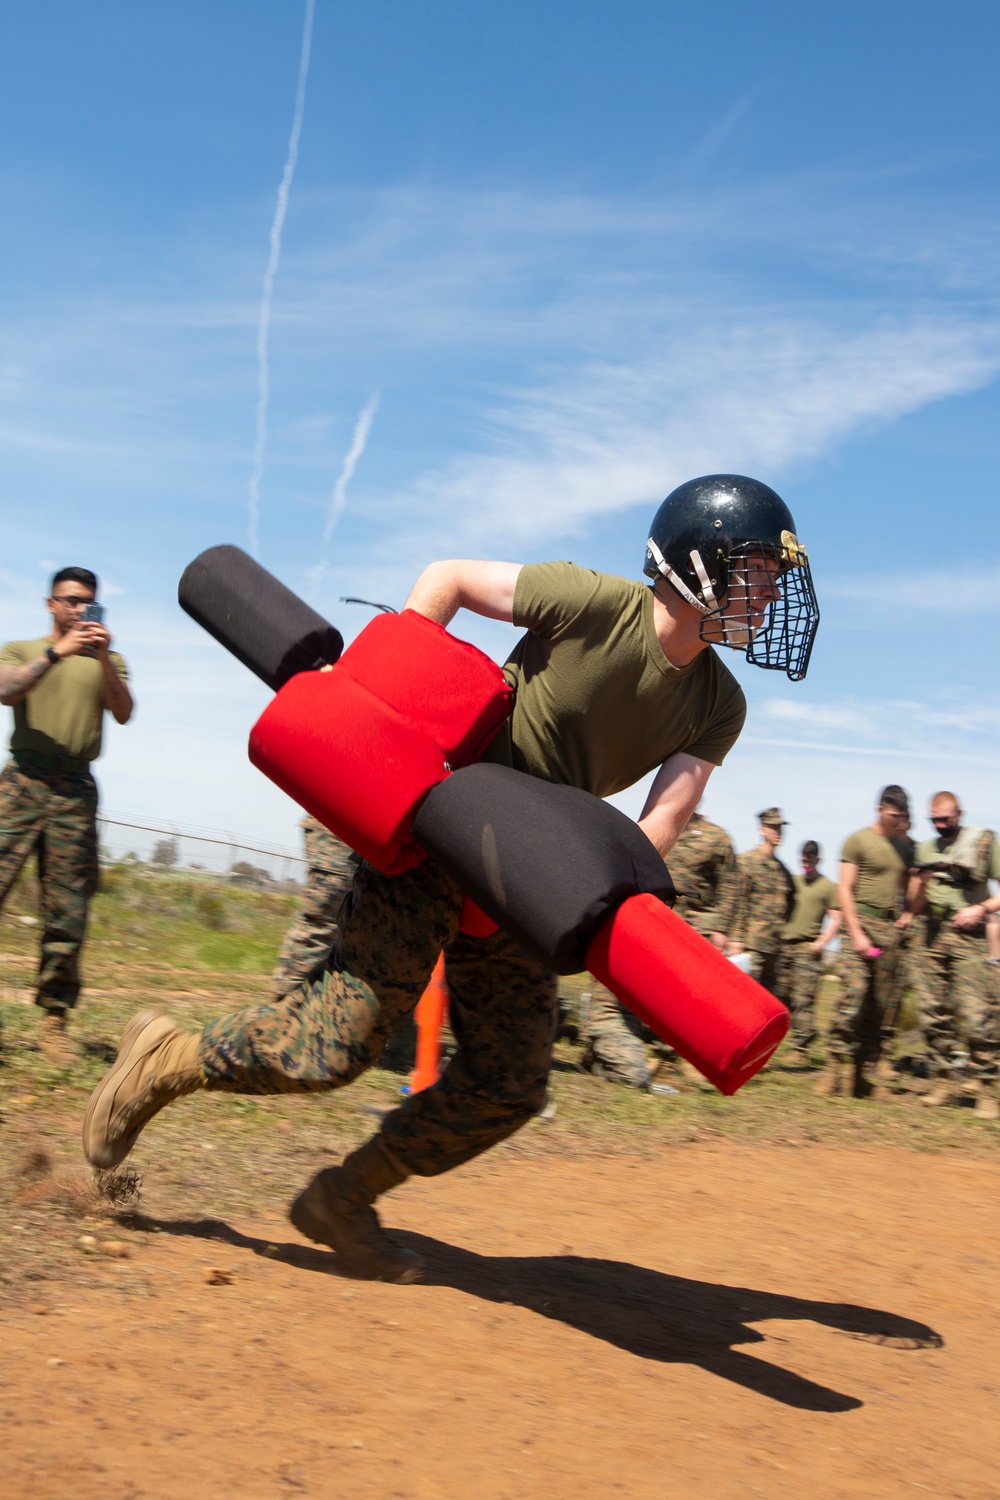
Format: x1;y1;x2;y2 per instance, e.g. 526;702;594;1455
585;893;789;1095
248;611;513;876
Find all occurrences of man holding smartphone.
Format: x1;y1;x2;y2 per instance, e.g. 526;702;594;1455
0;567;133;1062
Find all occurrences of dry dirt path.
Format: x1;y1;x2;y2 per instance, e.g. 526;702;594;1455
2;1141;998;1499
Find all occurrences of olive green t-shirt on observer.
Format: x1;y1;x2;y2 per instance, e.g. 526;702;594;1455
483;562;747;797
840;828;911;913
782;873;839;941
0;637;129;762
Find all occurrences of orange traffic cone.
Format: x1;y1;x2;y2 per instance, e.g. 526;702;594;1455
410;953;448;1094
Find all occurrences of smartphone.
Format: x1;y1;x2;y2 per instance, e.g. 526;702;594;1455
80;601;104;654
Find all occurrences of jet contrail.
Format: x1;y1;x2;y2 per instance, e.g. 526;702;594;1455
247;0;316;554
322;393;380;549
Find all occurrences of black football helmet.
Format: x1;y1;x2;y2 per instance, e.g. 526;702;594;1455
643;474;819;682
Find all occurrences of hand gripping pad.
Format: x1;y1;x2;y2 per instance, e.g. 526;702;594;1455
585;894;789;1094
179;545;343;691
411;763;675;973
248;611;514;875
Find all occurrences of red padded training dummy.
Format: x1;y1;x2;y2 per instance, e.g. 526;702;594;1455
586;894;789;1094
248;610;514;875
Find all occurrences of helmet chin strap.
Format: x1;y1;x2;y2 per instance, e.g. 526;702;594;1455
645;537;709;613
688;549;719;610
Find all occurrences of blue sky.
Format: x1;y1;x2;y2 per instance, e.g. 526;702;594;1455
1;0;998;865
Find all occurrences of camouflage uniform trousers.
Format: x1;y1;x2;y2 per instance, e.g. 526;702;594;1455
907;915;1000;1083
774;939;823;1050
746;949;781;997
270;819;361;999
829;916;903;1065
0;760;99;1011
199;855;559;1178
582;981;652;1089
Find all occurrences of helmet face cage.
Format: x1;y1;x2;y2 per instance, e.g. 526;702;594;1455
697;536;820;682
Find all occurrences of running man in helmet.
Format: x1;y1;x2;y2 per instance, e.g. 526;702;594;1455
84;475;819;1283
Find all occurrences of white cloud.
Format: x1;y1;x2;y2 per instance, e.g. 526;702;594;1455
367;316;1000;556
826;561;1000;614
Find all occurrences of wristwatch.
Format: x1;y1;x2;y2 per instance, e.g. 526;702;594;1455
45;646;60;665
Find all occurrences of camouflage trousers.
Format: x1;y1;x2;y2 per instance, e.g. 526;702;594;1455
746;949;782;998
200;856;558;1178
775;940;823;1050
907;915;1000;1082
829;916;903;1065
0;760;99;1011
582;981;651;1089
270;819;361;999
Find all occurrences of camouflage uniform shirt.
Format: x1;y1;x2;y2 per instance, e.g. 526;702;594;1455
668;815;741;939
732;847;795;955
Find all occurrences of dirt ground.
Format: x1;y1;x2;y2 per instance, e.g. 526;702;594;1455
3;1139;998;1500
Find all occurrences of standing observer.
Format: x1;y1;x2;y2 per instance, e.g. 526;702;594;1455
730;808;796;994
0;568;133;1062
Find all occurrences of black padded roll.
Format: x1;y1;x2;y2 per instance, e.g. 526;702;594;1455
179;545;343;691
412;762;675;973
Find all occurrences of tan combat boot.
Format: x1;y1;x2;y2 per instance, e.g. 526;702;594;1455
814;1059;847;1097
964;1079;1000;1122
82;1010;204;1168
975;1089;1000;1122
289;1137;425;1284
920;1074;957;1108
39;1009;79;1066
868;1057;898;1102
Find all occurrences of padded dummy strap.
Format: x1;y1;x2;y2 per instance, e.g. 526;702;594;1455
412;763;675;974
179;545;343;692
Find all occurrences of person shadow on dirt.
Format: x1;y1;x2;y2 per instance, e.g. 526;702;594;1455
129;1214;941;1412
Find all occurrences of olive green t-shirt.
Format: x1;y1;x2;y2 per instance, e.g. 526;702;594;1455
0;637;129;762
840;828;911;913
914;832;1000;914
484;562;747;797
782;873;839;941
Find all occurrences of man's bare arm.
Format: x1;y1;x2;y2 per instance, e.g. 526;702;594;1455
101;657;133;725
0;656;55;705
637;753;716;859
838;861;873;955
404;561;523;627
812;908;842;953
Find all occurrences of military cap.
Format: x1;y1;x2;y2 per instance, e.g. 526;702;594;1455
757;807;788;827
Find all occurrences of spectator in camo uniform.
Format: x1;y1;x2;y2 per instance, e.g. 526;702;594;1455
0;567;133;1063
906;791;1000;1118
777;840;840;1058
730;808;795;994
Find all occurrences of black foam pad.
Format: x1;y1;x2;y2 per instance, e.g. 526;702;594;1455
179;545;343;691
412;762;675;973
